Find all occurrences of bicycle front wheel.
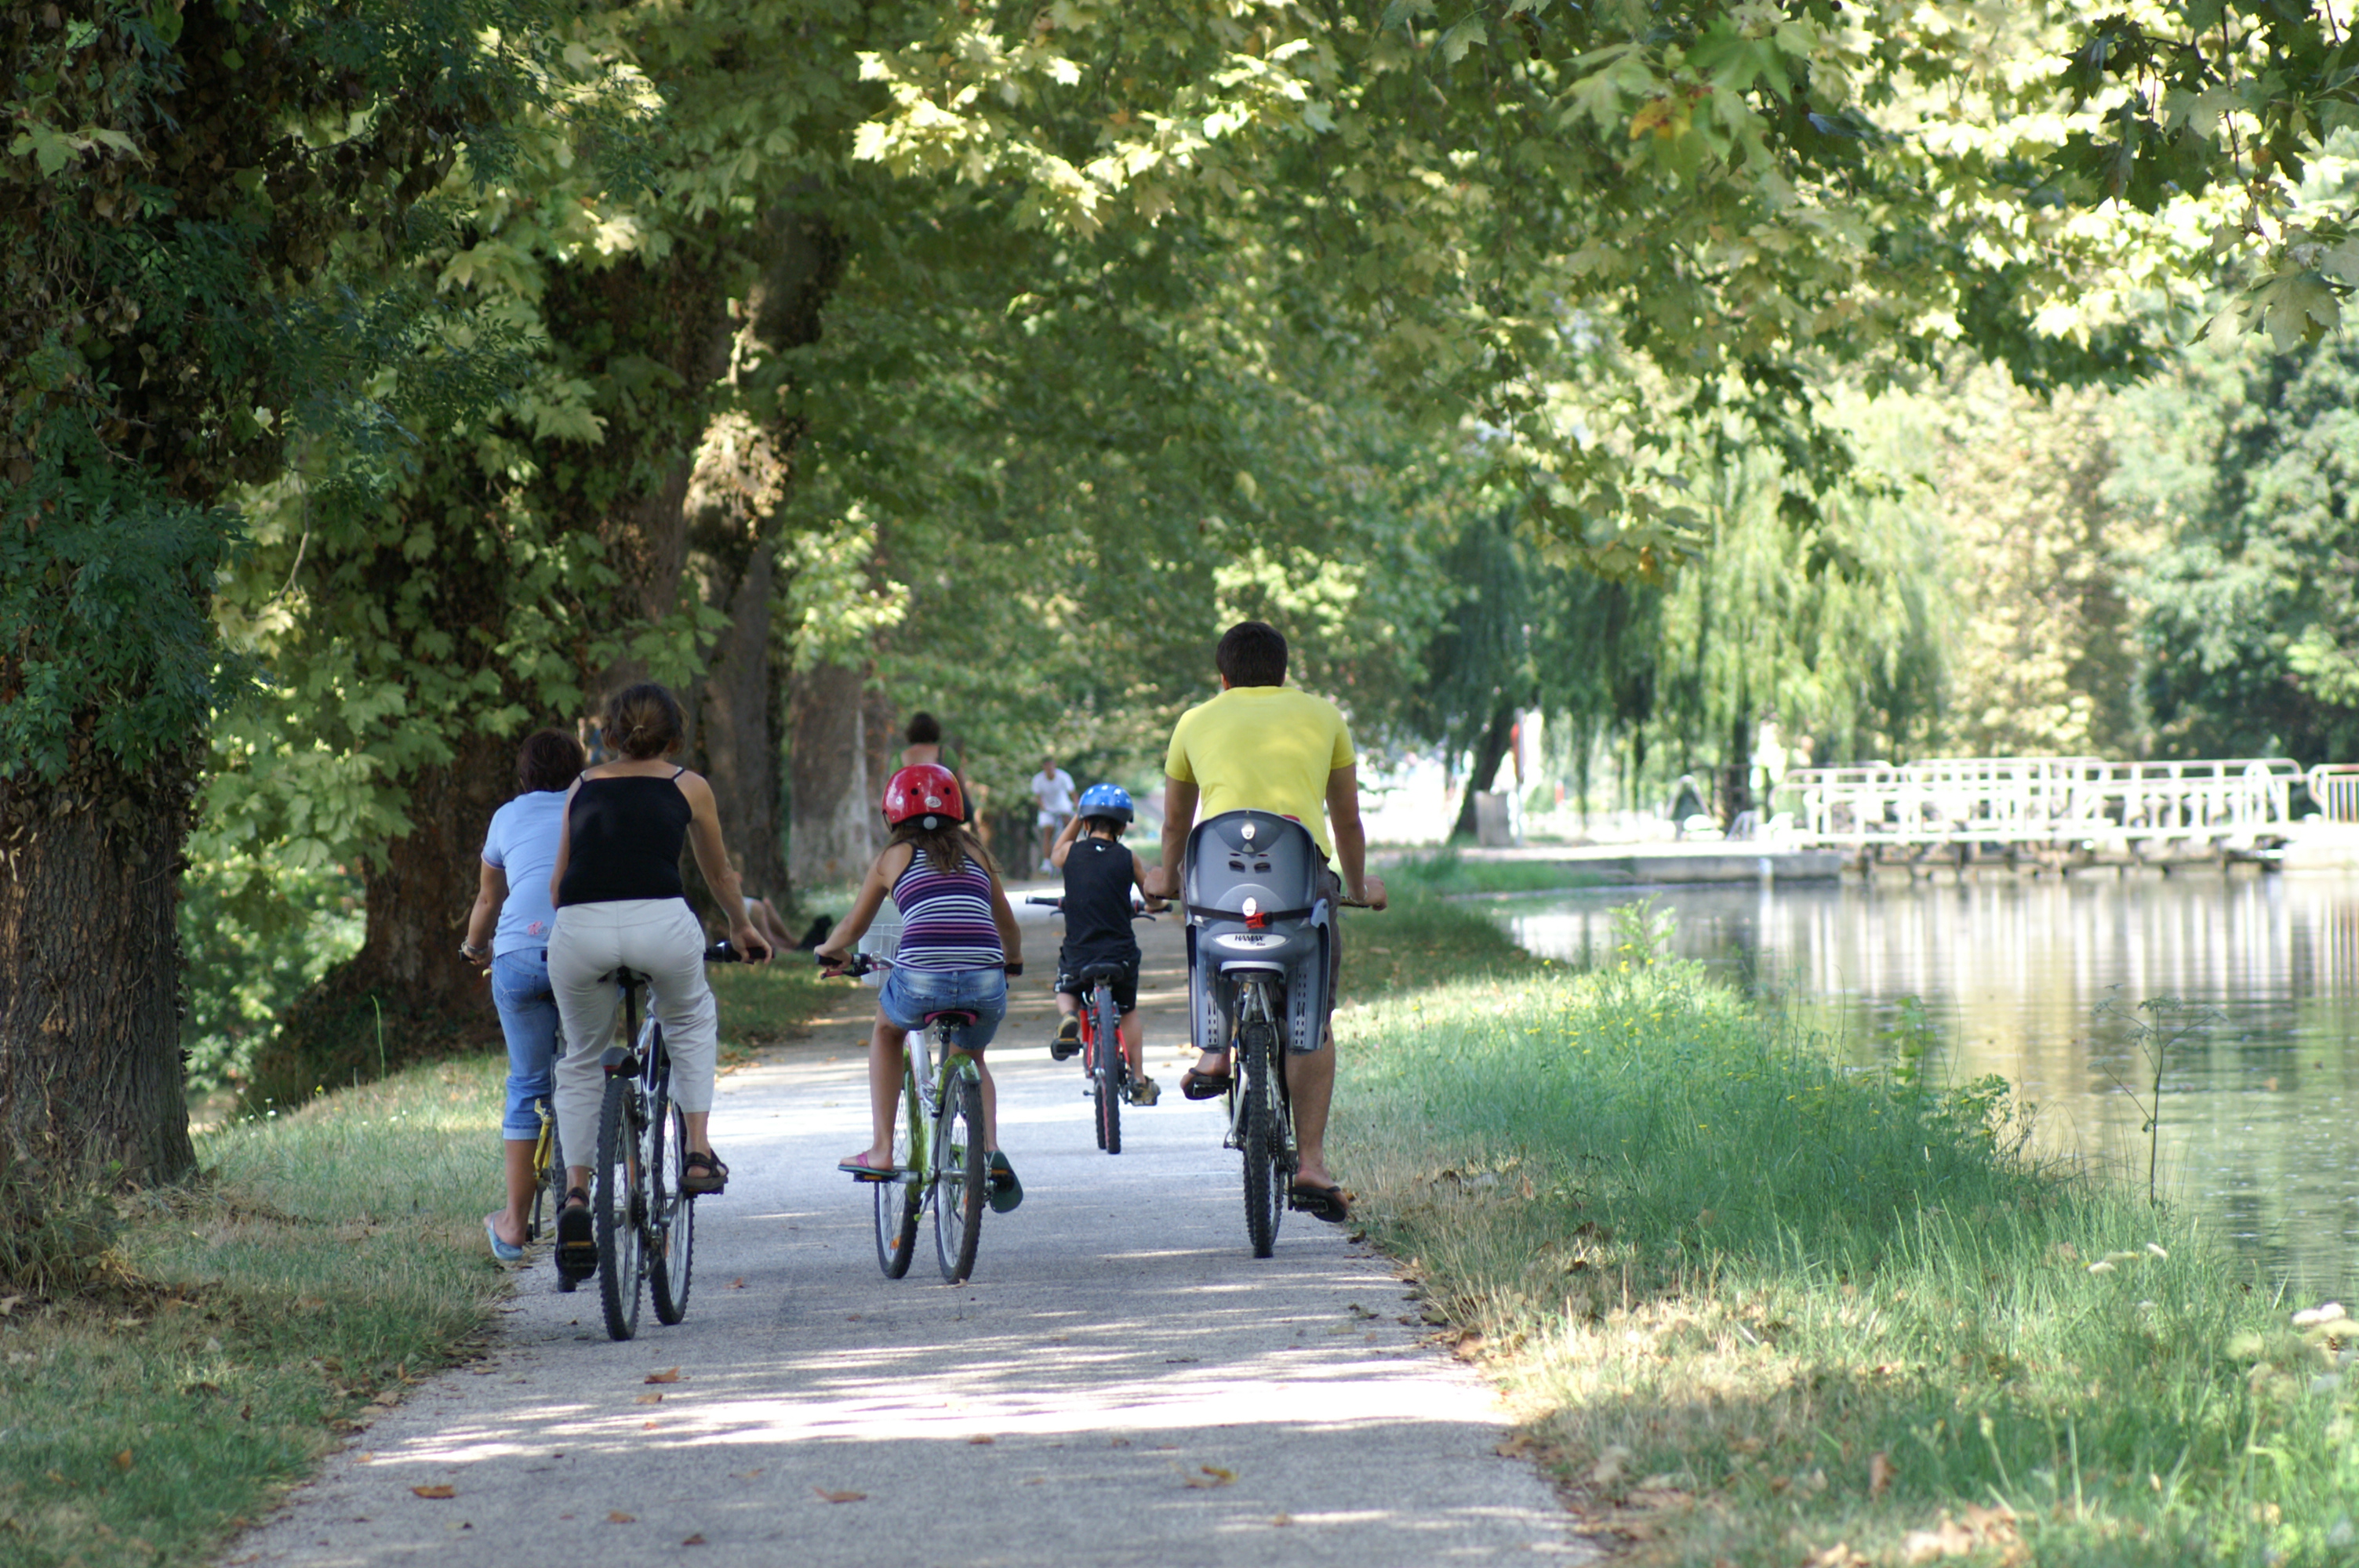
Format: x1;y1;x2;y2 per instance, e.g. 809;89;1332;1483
932;1064;985;1283
649;1082;694;1326
874;1044;921;1278
595;1075;646;1341
1239;1019;1284;1259
1092;984;1122;1156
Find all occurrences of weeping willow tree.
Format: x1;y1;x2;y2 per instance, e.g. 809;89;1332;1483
1402;455;1944;833
1640;457;1949;818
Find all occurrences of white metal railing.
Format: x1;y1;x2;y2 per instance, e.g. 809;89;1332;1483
2308;764;2359;825
1781;757;2309;850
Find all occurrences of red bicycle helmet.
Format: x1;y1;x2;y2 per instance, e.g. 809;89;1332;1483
882;764;965;829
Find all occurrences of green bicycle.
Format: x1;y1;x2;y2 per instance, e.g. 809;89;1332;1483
833;954;993;1283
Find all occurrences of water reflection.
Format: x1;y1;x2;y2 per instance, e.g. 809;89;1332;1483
1503;873;2359;1298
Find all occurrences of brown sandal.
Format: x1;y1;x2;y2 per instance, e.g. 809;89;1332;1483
681;1150;729;1196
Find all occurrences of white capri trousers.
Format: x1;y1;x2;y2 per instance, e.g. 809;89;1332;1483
548;898;718;1172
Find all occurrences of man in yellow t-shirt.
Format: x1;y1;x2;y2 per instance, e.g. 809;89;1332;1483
1146;621;1387;1223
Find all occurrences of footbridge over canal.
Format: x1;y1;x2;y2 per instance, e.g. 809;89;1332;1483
1782;757;2359;868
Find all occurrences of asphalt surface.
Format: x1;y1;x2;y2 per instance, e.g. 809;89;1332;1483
227;892;1583;1567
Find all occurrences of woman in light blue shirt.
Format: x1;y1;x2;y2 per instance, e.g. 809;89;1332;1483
461;729;587;1261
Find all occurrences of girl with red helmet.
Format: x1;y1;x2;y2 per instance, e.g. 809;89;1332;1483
815;764;1026;1210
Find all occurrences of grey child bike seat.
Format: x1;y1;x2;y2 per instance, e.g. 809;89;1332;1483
1180;810;1332;1056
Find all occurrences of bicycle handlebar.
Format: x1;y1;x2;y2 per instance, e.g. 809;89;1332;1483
817;952;1025;979
1026;894;1165;917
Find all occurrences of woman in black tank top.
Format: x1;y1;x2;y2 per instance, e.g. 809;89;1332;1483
542;683;772;1280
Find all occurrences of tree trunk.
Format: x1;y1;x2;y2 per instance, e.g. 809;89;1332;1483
250;731;509;1109
0;771;198;1184
790;661;878;887
1451;706;1520;841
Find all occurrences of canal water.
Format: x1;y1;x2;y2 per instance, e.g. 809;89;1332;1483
1499;873;2359;1298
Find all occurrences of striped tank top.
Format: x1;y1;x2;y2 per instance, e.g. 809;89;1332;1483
891;852;1002;972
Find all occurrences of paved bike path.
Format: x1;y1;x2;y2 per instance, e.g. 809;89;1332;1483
228;895;1583;1567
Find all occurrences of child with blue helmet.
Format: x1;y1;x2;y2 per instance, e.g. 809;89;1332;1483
1049;782;1165;1105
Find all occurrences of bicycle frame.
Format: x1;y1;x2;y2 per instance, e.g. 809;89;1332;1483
886;1022;983;1192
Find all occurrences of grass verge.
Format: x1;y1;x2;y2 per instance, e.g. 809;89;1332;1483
1382;846;1615;898
1;1061;506;1568
1336;906;2359;1566
3;964;837;1568
1340;887;1540;995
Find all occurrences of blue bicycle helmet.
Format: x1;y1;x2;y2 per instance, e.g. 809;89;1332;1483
1077;782;1134;824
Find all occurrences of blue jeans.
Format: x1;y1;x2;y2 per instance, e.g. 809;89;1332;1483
881;965;1007;1051
491;949;561;1141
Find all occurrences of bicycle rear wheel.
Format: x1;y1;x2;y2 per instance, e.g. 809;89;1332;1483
595;1074;646;1340
874;1039;922;1278
1091;984;1122;1155
1239;1018;1284;1259
932;1062;985;1283
648;1058;694;1325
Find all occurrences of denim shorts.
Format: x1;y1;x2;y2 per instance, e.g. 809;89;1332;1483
881;964;1007;1051
491;949;562;1140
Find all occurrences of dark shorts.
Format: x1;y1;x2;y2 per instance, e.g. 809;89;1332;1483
1056;952;1140;1014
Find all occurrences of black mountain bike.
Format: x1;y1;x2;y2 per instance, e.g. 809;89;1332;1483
591;941;743;1341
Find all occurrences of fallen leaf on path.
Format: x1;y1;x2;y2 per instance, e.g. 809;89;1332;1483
642;1421;660;1429
113;1450;134;1471
729;1278;745;1290
1183;1466;1235;1490
1869;1451;1894;1498
968;1435;994;1445
637;1393;664;1404
644;1368;681;1385
814;1489;866;1504
607;1512;634;1524
1272;1514;1292;1527
682;1534;707;1546
1495;1434;1535;1458
411;1486;455;1500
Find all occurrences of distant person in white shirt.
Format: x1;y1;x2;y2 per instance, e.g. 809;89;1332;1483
1030;755;1076;873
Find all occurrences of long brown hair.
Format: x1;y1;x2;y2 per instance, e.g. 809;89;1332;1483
602;682;684;760
890;818;997;879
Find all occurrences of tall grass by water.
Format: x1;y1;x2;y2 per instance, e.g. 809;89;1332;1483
1336;905;2359;1566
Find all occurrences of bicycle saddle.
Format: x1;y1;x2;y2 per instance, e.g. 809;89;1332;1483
923;1008;980;1028
602;965;651;986
1074;960;1130;984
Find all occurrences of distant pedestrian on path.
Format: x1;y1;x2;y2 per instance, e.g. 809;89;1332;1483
904;710;990;851
1031;753;1076;873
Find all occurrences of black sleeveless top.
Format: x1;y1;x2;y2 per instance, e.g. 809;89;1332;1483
556;773;692;906
1060;837;1139;967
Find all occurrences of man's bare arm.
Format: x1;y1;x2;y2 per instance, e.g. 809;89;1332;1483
1150;776;1198;899
1325;764;1387;909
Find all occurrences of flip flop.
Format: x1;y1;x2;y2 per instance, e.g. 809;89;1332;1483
1289;1181;1352;1224
838;1151;901;1182
485;1217;524;1265
681;1149;729;1196
554;1189;598;1277
1180;1066;1232;1100
987;1152;1023;1214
